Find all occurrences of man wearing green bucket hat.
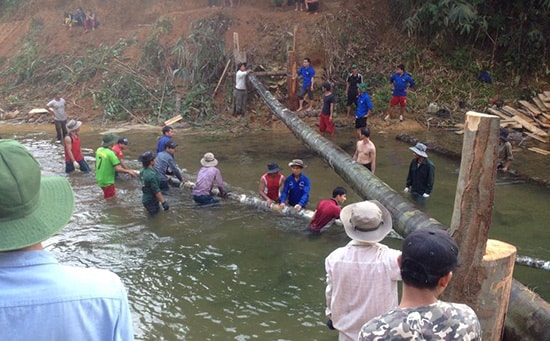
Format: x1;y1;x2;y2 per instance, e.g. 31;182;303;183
95;134;138;199
0;140;134;340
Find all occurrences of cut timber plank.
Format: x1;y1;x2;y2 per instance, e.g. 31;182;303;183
519;100;542;115
528;147;550;155
503;106;549;137
525;132;548;143
29;108;49;114
163;114;182;126
538;95;550;112
544;91;550;98
487;107;511;120
534;96;550;111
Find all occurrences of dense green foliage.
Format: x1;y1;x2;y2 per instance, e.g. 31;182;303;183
392;0;549;76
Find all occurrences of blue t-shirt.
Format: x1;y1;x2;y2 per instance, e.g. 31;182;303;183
156;135;173;153
280;173;310;207
0;250;134;341
389;72;415;97
298;65;315;89
356;92;373;119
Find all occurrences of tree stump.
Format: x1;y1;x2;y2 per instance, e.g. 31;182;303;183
445;111;517;341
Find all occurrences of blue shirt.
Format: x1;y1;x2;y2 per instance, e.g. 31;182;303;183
156;135;172;153
355;92;373;119
280;173;310;207
0;250;134;341
297;65;315;89
389;72;415;97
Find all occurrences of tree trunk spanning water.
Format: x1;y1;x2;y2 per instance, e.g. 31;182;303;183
247;73;550;340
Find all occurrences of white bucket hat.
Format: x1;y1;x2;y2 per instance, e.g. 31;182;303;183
200;152;218;167
340;200;392;243
409;142;428;158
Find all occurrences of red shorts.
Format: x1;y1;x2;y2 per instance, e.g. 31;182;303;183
390;96;407;107
101;184;116;199
319;114;334;135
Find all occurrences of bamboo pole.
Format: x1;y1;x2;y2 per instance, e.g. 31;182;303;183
287;50;298;110
246;74;550;340
212;59;231;98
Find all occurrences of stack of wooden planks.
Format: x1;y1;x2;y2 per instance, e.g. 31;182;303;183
485;91;550;154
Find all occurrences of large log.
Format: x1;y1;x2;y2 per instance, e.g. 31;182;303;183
246;73;550;339
504;279;550;341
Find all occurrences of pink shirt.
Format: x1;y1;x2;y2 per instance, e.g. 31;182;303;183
325;241;401;341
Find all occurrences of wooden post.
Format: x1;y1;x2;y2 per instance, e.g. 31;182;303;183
287;50;298;110
445;111;517;341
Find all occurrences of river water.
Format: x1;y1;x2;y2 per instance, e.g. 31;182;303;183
1;124;548;340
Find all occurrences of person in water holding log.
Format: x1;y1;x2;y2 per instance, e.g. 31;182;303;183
279;159;311;212
358;228;481;340
193;152;226;205
259;162;285;207
308;186;347;234
139;151;169;216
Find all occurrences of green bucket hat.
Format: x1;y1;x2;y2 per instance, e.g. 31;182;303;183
357;83;367;92
0;140;74;251
102;134;119;147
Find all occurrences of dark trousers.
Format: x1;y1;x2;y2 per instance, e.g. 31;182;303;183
193;194;219;205
65;159;91;173
54;120;67;141
234;89;247;115
143;200;160;216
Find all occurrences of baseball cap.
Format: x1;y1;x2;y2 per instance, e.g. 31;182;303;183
401;228;460;287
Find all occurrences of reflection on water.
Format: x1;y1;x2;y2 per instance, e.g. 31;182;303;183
2;126;548;339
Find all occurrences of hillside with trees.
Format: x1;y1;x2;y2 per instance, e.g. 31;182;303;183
0;0;547;129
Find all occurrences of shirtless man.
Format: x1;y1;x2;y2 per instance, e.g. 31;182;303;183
353;127;376;173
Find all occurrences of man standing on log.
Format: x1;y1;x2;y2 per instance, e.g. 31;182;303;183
358;228;481;340
404;142;434;203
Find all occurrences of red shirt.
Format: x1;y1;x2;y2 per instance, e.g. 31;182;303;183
261;172;284;201
64;133;84;162
112;144;124;161
309;199;341;232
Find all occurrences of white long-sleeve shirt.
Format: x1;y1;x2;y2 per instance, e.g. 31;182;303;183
325;240;401;341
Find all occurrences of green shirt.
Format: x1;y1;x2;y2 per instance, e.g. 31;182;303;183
140;167;160;204
95;147;120;187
